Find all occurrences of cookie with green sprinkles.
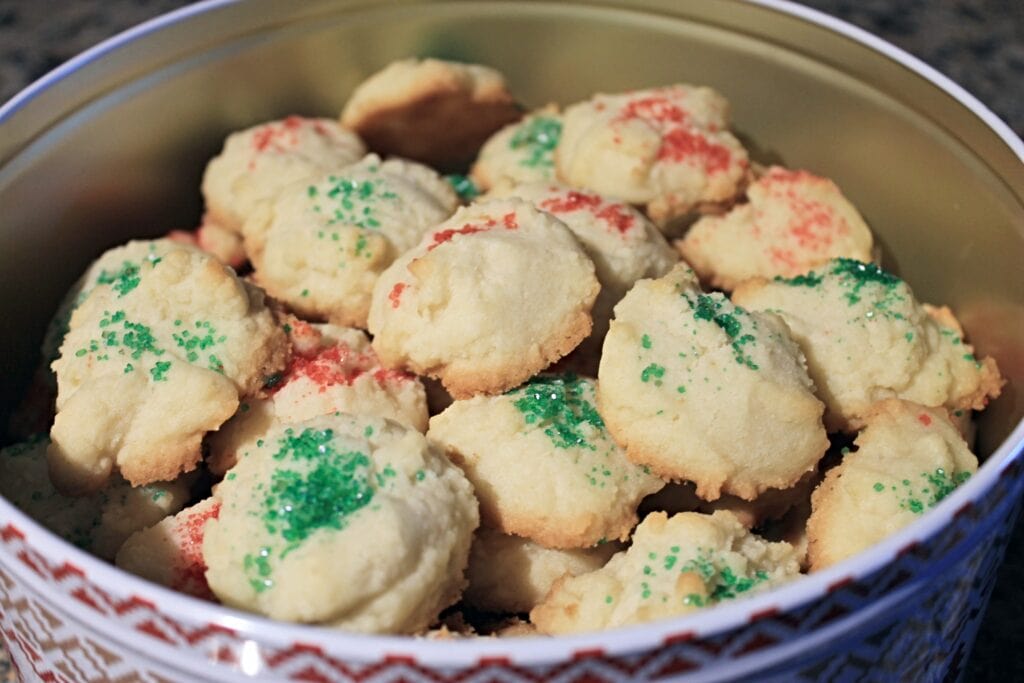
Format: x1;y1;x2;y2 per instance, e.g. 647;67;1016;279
246;154;457;328
598;263;828;501
470;105;563;191
530;510;800;634
427;374;664;548
49;247;289;494
807;400;978;571
733;258;1003;431
0;436;192;561
202;414;478;633
10;239;206;441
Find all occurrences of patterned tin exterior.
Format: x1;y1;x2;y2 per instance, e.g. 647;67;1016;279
1;459;1020;682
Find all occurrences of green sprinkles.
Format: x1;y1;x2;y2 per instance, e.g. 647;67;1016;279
310;175;398;230
243;546;274;593
261;428;376;548
640;363;666;386
829;258;904;310
172;320;226;371
96;260;143;298
509;374;605;450
678;550;771;602
686;293;760;370
444;174;481;201
150;360;172;382
509;116;562;168
774;271;823;288
892;467;971;514
77;310;169;377
641;334;653;349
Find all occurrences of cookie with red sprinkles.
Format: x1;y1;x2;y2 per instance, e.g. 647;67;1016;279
677;166;874;290
556;85;749;230
368;198;599;398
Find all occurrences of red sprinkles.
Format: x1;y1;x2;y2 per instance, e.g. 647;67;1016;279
540;191;636;235
760;168;848;256
171;501;220;600
279;339;415;393
388;282;407;309
428;214;519;251
918;413;933;427
658;128;732;173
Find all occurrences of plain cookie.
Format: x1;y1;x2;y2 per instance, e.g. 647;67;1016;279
0;436;191;561
340;58;521;171
463;527;619;614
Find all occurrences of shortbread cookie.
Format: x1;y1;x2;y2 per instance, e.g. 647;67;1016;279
246;154;458;327
531;510;800;634
368;199;600;398
428;374;664;548
203;415;479;633
340;58;521;171
49;247;289;494
0;436;191;561
677;167;874;290
471;106;562;191
732;258;1003;431
463;527;619;614
202;116;366;233
557;85;749;228
492;182;678;352
208;318;427;475
116;497;220;600
598;264;828;500
806;400;978;570
15;240;204;440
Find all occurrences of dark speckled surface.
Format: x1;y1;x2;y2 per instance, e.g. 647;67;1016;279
0;1;1021;681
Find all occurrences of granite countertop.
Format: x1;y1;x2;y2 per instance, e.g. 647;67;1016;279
0;1;1021;682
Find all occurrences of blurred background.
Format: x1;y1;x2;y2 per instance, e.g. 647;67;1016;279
0;0;1020;681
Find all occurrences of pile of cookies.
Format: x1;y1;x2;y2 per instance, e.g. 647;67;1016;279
2;58;1003;637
